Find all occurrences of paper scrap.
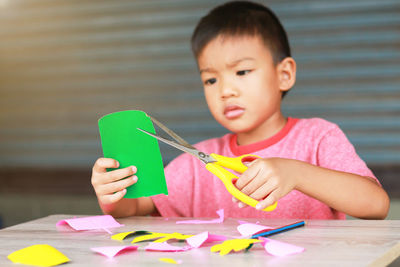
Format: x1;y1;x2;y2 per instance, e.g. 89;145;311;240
176;209;224;224
211;239;262;255
145;242;191;252
259;237;305;256
237;223;273;237
238;220;260;224
186;231;227;248
56;215;123;232
111;230;150;241
131;232;193;244
131;232;168;243
91;245;138;258
159;258;182;264
8;244;70;267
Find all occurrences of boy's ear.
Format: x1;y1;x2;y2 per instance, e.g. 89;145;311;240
277;57;296;92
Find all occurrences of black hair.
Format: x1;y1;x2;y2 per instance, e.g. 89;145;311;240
191;1;291;64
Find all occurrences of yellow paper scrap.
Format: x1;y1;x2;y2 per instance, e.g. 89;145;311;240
111;230;150;241
8;244;70;267
210;239;262;255
159;258;181;264
131;232;169;243
112;231;136;241
131;232;193;244
155;233;193;243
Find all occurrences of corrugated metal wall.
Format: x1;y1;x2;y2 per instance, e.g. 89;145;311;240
0;0;399;168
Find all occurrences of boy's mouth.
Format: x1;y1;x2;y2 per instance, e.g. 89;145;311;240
224;105;245;119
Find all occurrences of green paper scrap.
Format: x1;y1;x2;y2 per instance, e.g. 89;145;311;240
98;110;168;198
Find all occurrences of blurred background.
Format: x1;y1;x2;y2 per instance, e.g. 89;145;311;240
0;0;399;227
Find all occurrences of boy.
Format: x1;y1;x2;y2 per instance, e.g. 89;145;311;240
91;1;389;219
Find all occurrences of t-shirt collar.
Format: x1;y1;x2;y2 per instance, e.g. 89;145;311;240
229;117;299;156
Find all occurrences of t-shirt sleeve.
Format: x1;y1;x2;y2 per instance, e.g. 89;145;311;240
151;153;195;217
316;124;379;183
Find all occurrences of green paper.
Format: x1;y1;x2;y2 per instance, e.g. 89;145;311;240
98;110;168;198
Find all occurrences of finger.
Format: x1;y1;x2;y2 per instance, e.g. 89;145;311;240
232;197;247;208
92;166;136;187
237;167;269;209
255;190;280;210
242;158;257;167
99;189;127;205
101;166;137;184
235;161;262;190
96;175;138;196
238;201;247;208
248;177;278;201
239;169;268;197
93;158;119;173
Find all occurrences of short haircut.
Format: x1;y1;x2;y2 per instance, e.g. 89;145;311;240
191;1;291;64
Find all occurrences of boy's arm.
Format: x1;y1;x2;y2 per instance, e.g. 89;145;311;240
292;161;389;219
236;158;390;219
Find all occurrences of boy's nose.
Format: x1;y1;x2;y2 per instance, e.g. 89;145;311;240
220;81;239;98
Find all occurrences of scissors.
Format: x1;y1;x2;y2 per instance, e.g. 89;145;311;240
137;116;277;212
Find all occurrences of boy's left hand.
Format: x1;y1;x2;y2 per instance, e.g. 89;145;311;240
233;158;299;210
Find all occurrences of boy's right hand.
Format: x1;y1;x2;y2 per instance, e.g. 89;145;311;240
91;158;138;205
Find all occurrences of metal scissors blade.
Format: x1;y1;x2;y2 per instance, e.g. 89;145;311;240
148;116;194;149
137;128;217;164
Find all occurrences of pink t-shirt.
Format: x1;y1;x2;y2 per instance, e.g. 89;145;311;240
151;117;377;219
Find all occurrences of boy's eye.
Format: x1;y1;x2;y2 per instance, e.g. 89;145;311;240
236;70;251;76
204;78;217;85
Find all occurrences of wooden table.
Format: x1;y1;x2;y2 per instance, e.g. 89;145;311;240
0;215;399;266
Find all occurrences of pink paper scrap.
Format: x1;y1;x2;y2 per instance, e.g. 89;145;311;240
176;209;224;224
91;245;138;258
259;237;305;256
145;242;191;252
237;223;273;237
237;220;260;224
56;215;123;232
186;231;227;248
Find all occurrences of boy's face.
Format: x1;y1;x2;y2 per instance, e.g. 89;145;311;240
197;34;289;137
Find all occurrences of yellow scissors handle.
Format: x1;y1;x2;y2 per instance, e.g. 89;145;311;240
206;153;277;212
